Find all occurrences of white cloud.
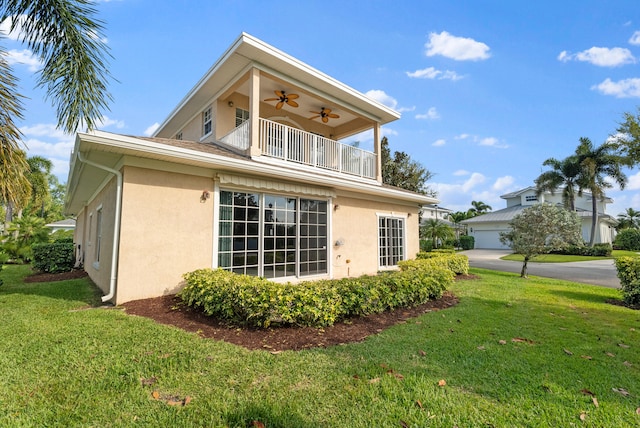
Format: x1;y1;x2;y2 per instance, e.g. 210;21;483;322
416;107;440;120
478;136;509;149
23;137;74;160
432;139;446;147
558;47;635;67
0;15;27;41
493;175;514;191
455;133;470;140
425;31;490;61
20;123;69;140
453;169;469;176
462;172;486;192
627;171;640;190
592;78;640;98
629;31;640;45
5;49;41;72
397;106;415;113
97;116;125;129
406;66;463;81
144;122;160;136
365;89;398;110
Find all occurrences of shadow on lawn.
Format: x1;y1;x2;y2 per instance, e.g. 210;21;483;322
548;288;620;305
224;403;315;428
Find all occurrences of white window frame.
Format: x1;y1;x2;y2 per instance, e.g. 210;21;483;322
377;214;407;269
202;106;212;137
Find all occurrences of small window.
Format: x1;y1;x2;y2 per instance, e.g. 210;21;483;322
235;108;249;127
175;131;183;140
525;195;538;202
202;107;212;136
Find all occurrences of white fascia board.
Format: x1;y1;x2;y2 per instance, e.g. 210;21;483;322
79;130;432;205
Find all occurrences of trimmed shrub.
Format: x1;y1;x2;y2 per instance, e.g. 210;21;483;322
32;242;75;273
419;239;433;252
614;257;640;306
551;243;612;257
179;262;454;328
615;229;640;251
459;235;474;250
401;253;469;275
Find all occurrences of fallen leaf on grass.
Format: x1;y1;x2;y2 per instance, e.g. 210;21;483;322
477;346;486;351
606;352;615;357
152;390;160;400
141;377;157;386
415;400;423;409
579;412;587;421
498;340;507;345
419;350;427;356
612;387;630;396
581;355;593;360
151;390;192;406
623;361;633;367
618;343;630;348
564;349;573;356
636;407;640;415
580;388;595;396
400;420;409;428
369;378;381;384
252;421;266;428
512;337;535;344
592;397;599;408
438;379;447;387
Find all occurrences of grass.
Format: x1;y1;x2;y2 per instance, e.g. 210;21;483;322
0;264;639;426
501;250;640;263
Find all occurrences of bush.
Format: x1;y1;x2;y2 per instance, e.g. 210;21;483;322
32;242;75;273
459;235;475;250
614;257;640;306
551;243;612;257
419;239;433;252
179;262;454;328
615;229;640;251
404;253;469;275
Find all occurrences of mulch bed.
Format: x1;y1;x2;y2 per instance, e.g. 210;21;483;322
23;269;88;283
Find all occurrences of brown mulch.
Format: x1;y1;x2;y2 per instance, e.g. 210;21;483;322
122;290;464;352
24;269;88;283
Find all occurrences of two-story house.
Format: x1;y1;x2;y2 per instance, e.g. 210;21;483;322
461;186;617;249
64;33;437;304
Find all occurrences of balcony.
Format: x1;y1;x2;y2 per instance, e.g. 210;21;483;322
220;118;377;179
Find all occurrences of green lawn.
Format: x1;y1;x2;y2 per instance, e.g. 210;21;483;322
501;250;640;263
0;264;639;426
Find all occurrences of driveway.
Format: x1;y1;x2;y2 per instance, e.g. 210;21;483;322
460;249;621;289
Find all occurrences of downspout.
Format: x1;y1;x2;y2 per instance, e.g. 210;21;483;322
75;151;123;303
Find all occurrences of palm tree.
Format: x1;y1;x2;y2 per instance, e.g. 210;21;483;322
0;1;112;207
25;156;53;218
468;200;492;217
617;208;640;230
535;155;581;211
420;219;454;249
574;137;627;246
448;211;471;239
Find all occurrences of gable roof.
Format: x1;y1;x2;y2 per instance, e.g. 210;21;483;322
154;33;400;139
461;204;618;225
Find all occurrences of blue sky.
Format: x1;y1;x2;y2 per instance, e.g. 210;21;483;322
5;0;640;216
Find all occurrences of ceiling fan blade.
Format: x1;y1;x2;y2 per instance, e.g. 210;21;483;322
276;101;284;109
328;113;339;119
264;97;279;102
287;100;299;108
308;115;321;120
322;116;329;123
274;90;285;97
287;93;299;100
322;108;332;114
310;110;321;115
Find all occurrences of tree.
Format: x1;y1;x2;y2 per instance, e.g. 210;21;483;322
24;156;53;218
420;219;454;249
535;155;581;211
617;208;640;230
448;211;471;239
467;200;492;217
614;108;640;166
574;137;627;247
0;0;112;207
500;204;583;278
381;137;435;196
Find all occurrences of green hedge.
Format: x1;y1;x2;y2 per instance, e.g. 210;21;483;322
551;243;612;257
179;262;454;328
413;252;469;275
32;242;75;273
459;235;474;250
615;229;640;251
614;256;640;306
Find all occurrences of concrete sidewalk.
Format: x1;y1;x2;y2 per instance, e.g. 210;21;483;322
460;249;621;289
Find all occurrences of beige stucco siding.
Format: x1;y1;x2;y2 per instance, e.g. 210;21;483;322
331;192;420;278
115;166;214;304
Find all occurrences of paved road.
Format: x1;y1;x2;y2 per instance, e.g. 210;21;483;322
460;249;621;289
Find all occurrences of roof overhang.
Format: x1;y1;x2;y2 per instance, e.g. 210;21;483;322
65;131;435;215
153;33;400;138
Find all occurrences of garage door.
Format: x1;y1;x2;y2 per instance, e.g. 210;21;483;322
471;230;510;249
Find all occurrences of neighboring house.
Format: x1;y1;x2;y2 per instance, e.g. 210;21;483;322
45;218;76;233
461;186;617;249
421;205;453;224
64;33;437;305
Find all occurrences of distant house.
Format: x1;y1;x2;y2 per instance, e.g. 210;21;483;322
421;205;453;224
45;218;76;233
64;33;437;305
461;186;617;249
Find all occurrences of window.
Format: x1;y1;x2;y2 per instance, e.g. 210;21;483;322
525;195;538;202
218;190;328;278
202;107;212;136
175;131;183;140
378;216;405;267
95;207;103;266
235;108;249;127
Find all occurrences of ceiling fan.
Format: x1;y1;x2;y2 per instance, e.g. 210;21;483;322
309;107;340;123
264;90;299;109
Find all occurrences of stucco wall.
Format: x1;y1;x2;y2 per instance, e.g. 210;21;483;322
331;192;420;278
115;166;214;304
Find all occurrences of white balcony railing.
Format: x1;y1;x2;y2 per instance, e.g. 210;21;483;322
259;118;376;179
217;118;377;179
